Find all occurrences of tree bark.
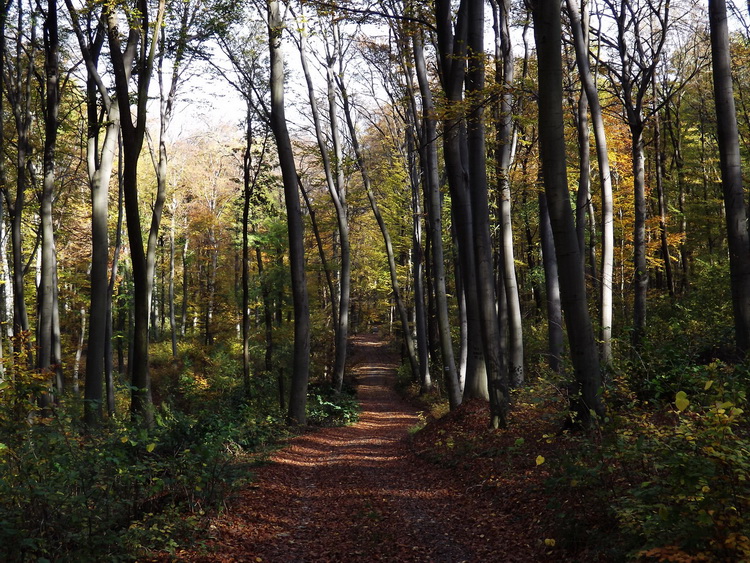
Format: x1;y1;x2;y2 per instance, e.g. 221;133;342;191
465;0;509;427
106;0;166;426
492;0;524;388
539;190;563;372
709;0;750;355
268;0;310;425
38;0;61;401
412;33;458;397
566;0;615;365
435;0;483;410
531;0;604;423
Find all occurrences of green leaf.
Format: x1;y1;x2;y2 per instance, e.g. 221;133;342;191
704;380;713;391
675;391;689;412
146;443;156;453
536;455;545;466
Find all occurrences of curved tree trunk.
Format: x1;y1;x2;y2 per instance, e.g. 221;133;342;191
106;0;166;426
567;0;615;365
296;22;349;393
338;83;421;386
268;0;310;425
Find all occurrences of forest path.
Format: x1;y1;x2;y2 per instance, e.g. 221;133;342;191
183;335;539;562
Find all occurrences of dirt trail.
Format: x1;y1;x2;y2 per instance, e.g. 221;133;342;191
184;335;541;562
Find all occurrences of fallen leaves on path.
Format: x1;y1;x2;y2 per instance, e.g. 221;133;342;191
173;336;574;561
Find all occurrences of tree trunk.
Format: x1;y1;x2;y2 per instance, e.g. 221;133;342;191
566;0;615;365
169;203;177;357
631;127;648;350
106;173;125;416
242;107;253;397
539;190;563;373
106;0;166;426
296;21;350;393
652;94;674;298
435;0;483;410
181;233;189;335
412;33;458;396
492;0;524;388
8;3;32;338
38;0;61;401
465;0;509;427
531;0;604;423
709;0;750;355
409;124;432;393
268;0;310;425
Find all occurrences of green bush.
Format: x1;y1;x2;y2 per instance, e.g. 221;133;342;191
550;378;750;561
306;384;360;426
0;396;289;561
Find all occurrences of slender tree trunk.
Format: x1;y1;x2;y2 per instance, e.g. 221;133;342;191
531;0;604;423
412;33;458;396
709;0;750;355
327;35;351;393
8;3;32;338
631;127;648;350
73;308;86;395
666;96;690;292
338;75;422;384
269;0;310;424
409;125;432;392
0;1;11;373
169;203;177;357
181;233;188;335
106;173;124;416
492;0;523;388
653;103;674;298
242;107;253;397
567;0;615;365
296;21;349;393
539;190;563;372
38;0;61;401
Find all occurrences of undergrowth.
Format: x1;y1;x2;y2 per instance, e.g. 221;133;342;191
0;338;360;561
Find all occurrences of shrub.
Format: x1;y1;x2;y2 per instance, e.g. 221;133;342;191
306;384;360;426
550;378;750;561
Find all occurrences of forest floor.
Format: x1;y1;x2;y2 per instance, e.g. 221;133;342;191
171;335;600;562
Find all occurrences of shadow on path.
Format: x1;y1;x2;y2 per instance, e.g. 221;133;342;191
184;335;537;562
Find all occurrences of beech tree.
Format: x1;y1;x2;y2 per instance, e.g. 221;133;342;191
37;0;62;400
268;0;310;425
709;0;750;355
530;0;604;423
566;0;615;364
106;0;166;425
65;0;123;425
